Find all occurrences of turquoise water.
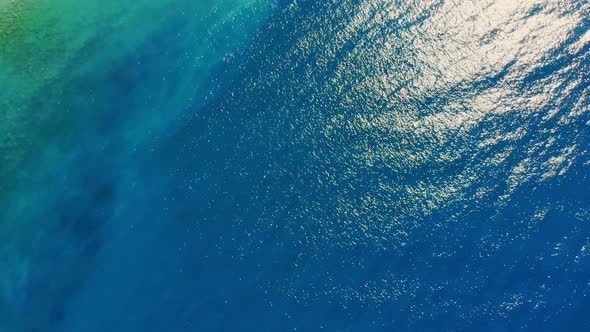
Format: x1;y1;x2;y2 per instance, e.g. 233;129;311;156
1;0;590;331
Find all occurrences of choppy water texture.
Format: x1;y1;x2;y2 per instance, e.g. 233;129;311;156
1;0;589;331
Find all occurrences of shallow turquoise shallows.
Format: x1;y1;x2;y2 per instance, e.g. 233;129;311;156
1;0;590;331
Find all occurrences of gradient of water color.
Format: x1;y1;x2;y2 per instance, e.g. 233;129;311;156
1;0;589;331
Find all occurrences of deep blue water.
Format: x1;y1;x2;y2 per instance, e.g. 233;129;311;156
2;0;590;331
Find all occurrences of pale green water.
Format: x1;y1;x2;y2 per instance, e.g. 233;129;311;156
1;0;270;182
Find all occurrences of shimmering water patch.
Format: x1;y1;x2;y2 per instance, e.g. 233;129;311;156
156;0;589;329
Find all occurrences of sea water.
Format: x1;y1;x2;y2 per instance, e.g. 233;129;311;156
1;0;589;331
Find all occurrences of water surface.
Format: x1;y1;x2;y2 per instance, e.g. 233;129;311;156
1;0;589;331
